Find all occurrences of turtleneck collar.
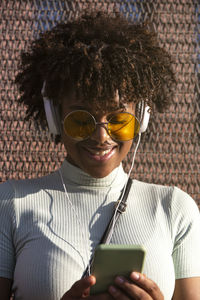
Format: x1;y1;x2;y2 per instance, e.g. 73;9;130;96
59;159;128;188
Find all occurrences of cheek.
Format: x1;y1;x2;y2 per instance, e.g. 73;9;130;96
62;134;77;154
120;141;133;156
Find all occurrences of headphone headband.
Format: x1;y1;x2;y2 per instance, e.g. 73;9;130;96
41;82;150;135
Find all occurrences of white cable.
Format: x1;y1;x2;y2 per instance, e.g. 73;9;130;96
58;166;119;276
104;133;142;244
59;169;92;275
58;133;142;273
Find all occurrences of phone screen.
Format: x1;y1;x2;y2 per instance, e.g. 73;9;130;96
90;244;146;295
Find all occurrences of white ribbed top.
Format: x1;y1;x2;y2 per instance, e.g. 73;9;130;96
0;160;200;300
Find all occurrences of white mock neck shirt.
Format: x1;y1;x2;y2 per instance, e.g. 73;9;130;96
0;160;200;300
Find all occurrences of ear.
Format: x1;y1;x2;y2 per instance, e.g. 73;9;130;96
41;81;61;135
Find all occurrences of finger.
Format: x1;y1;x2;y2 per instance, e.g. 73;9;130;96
111;276;150;300
108;285;130;300
88;292;113;300
61;276;96;299
130;272;164;299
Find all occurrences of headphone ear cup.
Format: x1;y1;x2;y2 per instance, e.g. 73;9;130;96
41;81;61;135
43;98;61;135
137;101;150;133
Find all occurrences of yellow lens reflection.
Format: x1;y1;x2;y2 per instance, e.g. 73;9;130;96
64;111;95;140
108;113;140;141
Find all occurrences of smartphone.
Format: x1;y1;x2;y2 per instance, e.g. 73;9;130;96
90;244;146;295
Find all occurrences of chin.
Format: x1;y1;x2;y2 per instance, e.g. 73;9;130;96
84;166;117;178
67;156;118;178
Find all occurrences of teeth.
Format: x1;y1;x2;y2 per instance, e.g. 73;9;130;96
90;149;111;156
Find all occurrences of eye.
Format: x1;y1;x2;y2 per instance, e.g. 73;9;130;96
70;111;93;126
109;113;130;124
72;119;90;126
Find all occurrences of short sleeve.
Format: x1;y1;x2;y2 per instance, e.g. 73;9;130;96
171;187;200;279
0;181;16;279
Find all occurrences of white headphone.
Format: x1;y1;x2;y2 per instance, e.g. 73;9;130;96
137;101;150;133
41;82;150;136
41;81;61;135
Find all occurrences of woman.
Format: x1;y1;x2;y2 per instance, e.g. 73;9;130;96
0;11;200;300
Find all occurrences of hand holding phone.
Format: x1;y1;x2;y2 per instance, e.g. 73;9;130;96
90;244;146;295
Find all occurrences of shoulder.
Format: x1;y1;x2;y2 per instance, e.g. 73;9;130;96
170;186;200;218
0;170;60;204
131;179;199;218
0;181;16;223
132;179;174;199
0;180;15;199
131;180;174;212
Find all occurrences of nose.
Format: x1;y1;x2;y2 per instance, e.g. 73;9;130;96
90;123;111;143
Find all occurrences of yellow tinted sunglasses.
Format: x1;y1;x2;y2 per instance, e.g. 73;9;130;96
63;110;140;142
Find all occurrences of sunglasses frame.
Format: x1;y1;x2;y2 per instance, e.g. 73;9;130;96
63;110;140;142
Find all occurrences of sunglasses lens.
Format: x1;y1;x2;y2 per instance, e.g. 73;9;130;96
64;111;140;141
64;111;95;140
108;113;140;141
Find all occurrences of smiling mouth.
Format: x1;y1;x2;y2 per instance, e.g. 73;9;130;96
83;146;117;160
89;148;112;156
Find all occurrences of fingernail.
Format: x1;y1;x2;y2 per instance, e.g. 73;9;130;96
115;276;124;284
131;272;140;280
109;285;117;293
88;275;96;285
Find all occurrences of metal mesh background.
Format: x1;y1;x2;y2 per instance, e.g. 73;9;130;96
0;0;199;206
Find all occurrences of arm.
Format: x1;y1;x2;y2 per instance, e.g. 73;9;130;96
0;277;13;300
172;277;200;300
0;182;15;300
171;188;200;299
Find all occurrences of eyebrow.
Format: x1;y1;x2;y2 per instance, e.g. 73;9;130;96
68;104;91;110
68;104;127;111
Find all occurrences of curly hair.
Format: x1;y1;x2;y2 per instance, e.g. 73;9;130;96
15;11;176;135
